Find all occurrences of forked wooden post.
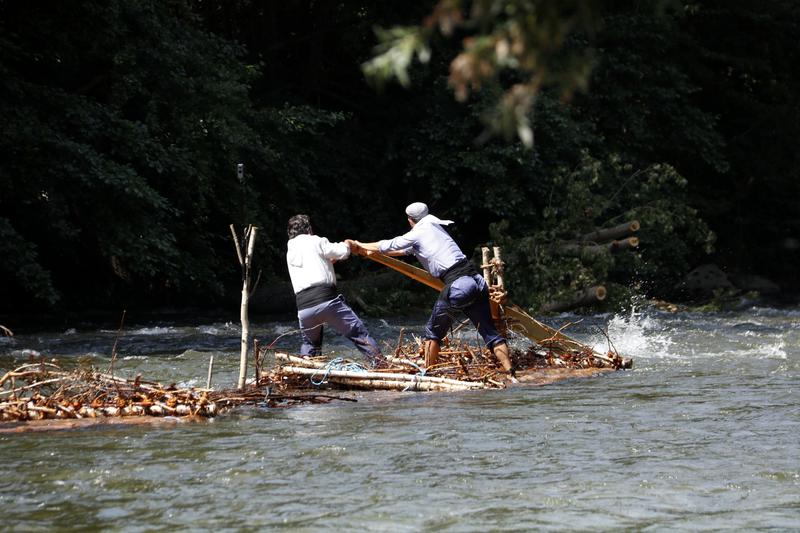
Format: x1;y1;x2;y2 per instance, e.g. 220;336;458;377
230;224;258;390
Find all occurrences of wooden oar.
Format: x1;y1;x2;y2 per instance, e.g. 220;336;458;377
360;251;595;354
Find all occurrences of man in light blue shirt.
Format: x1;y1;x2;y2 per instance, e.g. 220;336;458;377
356;202;514;375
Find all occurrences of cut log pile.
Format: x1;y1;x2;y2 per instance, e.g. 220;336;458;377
0;360;349;423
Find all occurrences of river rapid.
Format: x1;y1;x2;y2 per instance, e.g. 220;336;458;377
1;306;798;531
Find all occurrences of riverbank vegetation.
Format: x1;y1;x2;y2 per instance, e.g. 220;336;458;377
1;0;798;318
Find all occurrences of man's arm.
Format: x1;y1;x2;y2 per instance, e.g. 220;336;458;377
319;237;350;261
352;241;407;256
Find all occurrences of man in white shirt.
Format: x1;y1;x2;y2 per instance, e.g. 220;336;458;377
355;203;514;376
286;214;385;367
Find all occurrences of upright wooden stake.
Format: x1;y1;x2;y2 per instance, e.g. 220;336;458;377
206;355;214;389
492;246;505;289
253;339;261;384
481;247;492;283
231;224;258;390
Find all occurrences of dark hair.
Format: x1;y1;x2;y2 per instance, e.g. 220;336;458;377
287;214;312;239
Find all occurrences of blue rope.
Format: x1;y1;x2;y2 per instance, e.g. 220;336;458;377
401;360;427;391
310;357;368;386
402;360;426;376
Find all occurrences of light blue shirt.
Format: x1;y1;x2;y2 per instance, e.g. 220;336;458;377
378;216;466;278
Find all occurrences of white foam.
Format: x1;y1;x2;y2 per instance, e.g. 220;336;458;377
592;307;676;360
129;326;175;336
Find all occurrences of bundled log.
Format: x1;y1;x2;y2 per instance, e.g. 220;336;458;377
541;285;607;313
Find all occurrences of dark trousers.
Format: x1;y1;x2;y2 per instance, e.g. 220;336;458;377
425;274;505;349
297;294;382;363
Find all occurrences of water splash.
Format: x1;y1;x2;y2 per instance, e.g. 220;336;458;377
593;306;676;360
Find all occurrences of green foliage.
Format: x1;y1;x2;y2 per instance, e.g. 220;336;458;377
363;0;603;146
0;0;344;309
1;0;798;315
0;219;59;305
489;153;714;311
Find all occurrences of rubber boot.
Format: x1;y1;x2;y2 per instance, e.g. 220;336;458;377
424;339;440;369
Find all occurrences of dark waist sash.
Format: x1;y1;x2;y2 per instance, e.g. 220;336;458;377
438;258;480;302
295;283;338;311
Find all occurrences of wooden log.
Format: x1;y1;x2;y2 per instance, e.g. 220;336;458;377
556;236;639;259
481;247;492;282
275;353;326;368
306;376;485;392
492;246;505;288
609;236;639;253
577;220;639;243
541;286;607;313
280;366;487;389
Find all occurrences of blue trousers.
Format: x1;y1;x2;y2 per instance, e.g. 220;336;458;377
425;274;505;349
297;294;382;364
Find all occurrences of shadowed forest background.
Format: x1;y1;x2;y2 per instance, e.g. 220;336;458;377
1;0;799;320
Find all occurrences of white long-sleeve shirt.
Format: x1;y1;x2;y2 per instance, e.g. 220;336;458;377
286;234;350;294
377;215;465;278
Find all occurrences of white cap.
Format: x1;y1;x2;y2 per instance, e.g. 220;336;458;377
405;202;428;221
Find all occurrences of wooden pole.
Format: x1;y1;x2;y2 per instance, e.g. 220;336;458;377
237;226;257;389
481;247;492;282
489;247;506;336
253;339;261;384
231;224;258;390
206;355;214;389
492;246;505;288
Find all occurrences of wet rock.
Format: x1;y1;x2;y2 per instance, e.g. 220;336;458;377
677;264;734;292
730;274;780;294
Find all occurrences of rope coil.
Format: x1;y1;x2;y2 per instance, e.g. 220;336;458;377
310;357;368;386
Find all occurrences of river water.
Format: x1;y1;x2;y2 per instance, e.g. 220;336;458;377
1;306;798;531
